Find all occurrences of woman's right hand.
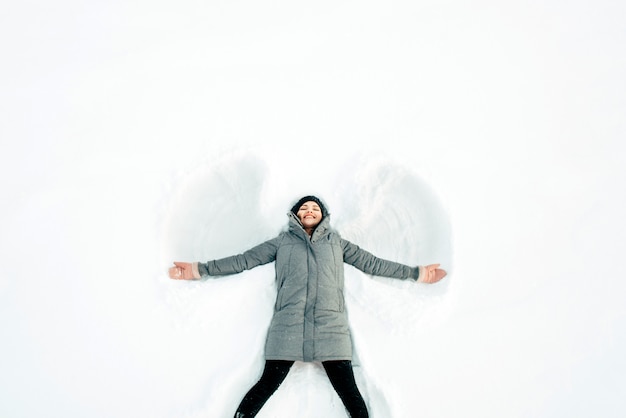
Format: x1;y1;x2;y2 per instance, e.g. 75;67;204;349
417;264;447;284
168;262;201;280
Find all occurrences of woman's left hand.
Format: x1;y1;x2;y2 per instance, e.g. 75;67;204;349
168;262;200;280
417;264;447;284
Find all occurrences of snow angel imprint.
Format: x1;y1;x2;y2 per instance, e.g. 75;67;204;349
168;195;446;418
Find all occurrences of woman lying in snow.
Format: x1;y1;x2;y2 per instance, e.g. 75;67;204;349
168;195;447;418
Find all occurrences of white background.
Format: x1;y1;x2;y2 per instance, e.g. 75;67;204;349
1;1;625;417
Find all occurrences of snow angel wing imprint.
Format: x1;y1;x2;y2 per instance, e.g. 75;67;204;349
332;159;452;323
162;154;276;313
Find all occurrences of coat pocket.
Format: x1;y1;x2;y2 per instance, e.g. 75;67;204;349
316;285;344;312
275;284;305;311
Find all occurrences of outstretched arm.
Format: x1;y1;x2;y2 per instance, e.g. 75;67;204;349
168;235;283;280
341;239;447;284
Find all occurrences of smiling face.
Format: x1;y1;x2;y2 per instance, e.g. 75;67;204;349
296;201;323;233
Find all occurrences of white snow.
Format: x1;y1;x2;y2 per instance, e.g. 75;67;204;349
2;1;626;417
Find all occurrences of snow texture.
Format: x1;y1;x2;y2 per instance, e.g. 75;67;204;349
2;1;626;417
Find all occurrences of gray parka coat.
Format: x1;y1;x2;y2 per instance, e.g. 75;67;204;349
198;212;420;362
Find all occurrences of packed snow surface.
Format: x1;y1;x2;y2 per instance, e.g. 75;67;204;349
2;1;626;417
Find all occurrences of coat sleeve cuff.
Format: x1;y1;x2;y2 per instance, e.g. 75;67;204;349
197;262;209;277
409;266;420;280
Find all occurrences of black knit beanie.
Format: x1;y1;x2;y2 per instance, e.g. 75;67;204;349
290;195;329;218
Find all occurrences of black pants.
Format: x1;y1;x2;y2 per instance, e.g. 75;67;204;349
234;360;369;417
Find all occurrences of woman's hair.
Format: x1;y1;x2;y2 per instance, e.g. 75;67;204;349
290;195;329;218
